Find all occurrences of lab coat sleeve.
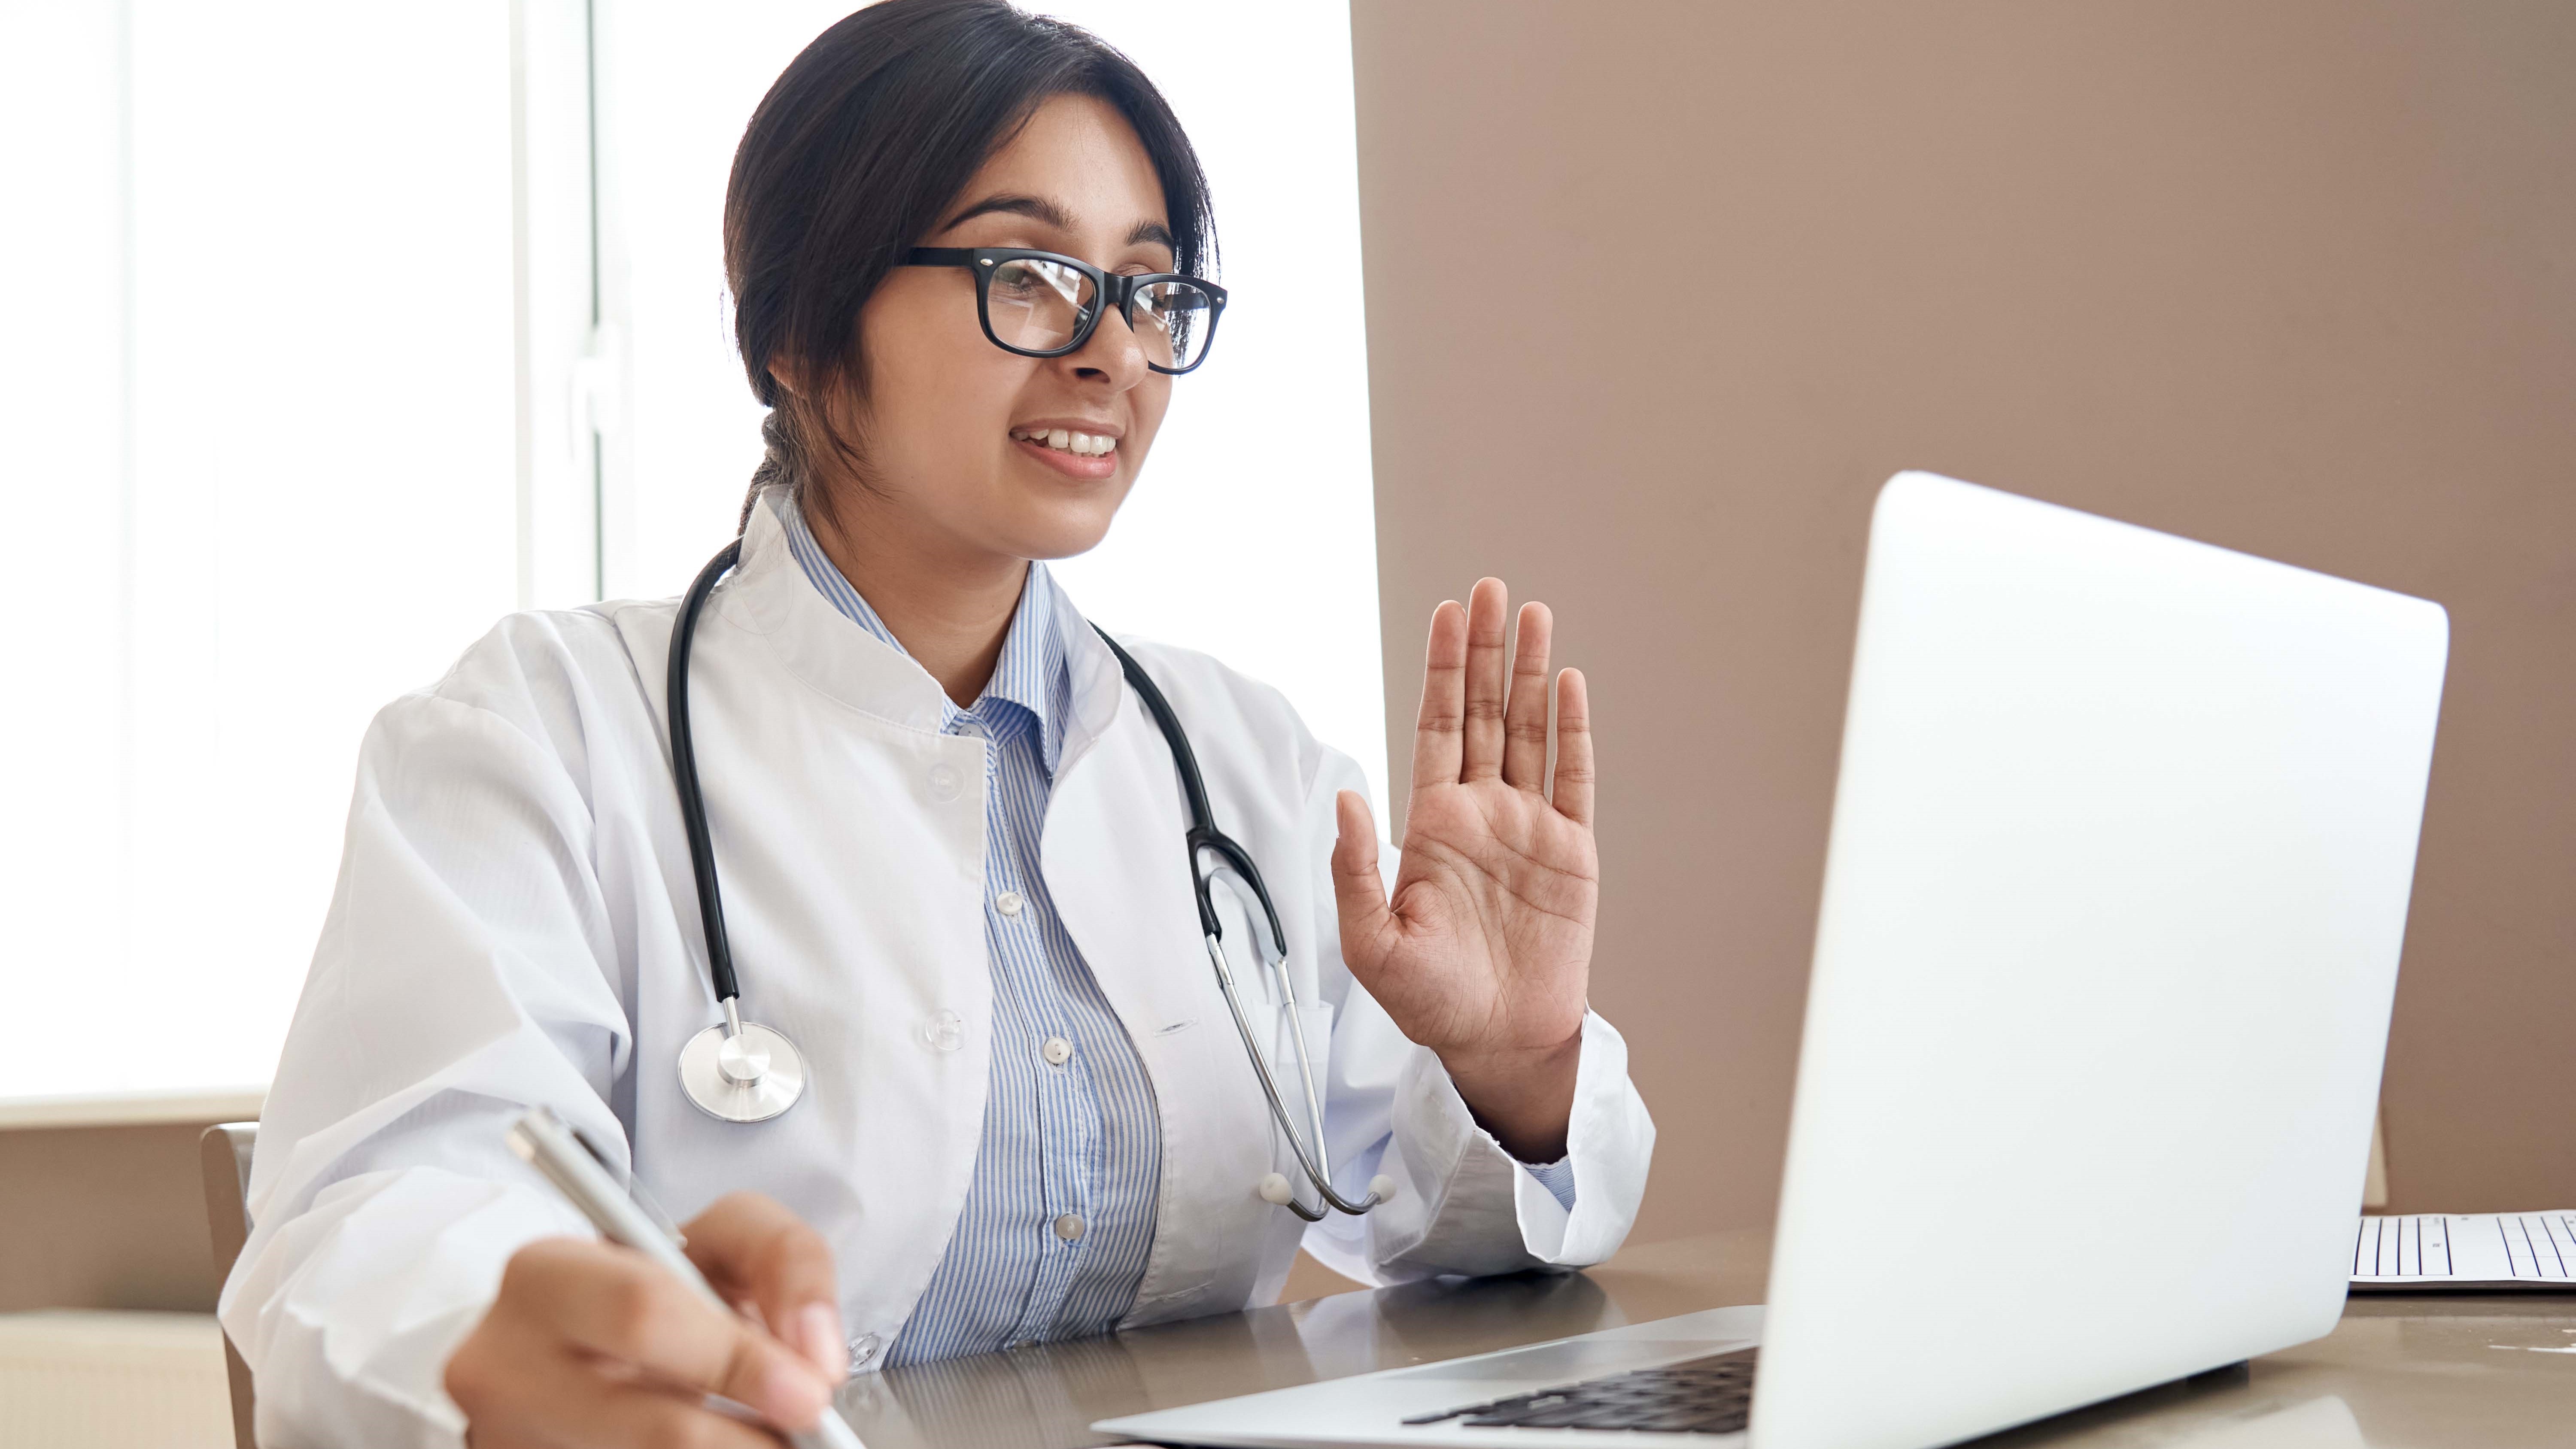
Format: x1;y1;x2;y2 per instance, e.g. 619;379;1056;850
218;632;641;1449
1293;747;1655;1285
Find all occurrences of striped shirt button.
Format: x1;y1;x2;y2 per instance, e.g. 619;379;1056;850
1054;1213;1087;1242
1041;1036;1073;1066
782;501;1160;1363
996;890;1024;917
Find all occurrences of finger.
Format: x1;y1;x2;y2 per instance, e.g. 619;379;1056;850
1551;667;1596;826
1330;790;1395;975
1412;599;1468;788
447;1317;777;1449
683;1192;847;1382
504;1238;834;1432
1460;579;1511;781
1500;601;1554;792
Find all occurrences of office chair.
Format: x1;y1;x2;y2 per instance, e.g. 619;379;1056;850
201;1122;258;1449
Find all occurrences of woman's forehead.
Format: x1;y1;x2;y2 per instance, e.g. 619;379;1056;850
944;93;1170;246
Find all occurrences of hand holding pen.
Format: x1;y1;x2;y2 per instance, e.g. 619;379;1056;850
441;1107;866;1449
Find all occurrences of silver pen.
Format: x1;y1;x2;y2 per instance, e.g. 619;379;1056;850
506;1106;869;1449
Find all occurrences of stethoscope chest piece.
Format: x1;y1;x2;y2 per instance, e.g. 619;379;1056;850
659;535;1382;1216
678;1012;806;1123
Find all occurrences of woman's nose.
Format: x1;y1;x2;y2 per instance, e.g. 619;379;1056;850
1062;304;1153;389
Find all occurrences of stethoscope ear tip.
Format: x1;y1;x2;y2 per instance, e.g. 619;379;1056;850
1257;1170;1399;1212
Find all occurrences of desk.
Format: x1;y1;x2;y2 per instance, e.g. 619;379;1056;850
832;1230;2575;1449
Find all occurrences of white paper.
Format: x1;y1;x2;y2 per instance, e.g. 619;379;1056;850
2350;1211;2576;1288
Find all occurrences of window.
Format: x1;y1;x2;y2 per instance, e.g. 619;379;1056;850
1;3;521;1104
0;1;1381;1106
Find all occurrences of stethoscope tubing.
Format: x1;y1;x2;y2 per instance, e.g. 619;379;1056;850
1094;629;1289;954
670;541;747;1004
1085;630;1389;1220
665;538;1380;1217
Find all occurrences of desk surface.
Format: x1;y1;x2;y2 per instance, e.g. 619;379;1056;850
833;1230;2575;1449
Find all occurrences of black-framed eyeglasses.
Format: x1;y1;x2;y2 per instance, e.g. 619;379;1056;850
904;247;1226;374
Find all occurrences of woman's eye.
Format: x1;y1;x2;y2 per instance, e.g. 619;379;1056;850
991;260;1090;310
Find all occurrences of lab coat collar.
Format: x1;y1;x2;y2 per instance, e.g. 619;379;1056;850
1051;577;1127;780
771;492;1070;775
981;566;1068;775
723;486;1127;769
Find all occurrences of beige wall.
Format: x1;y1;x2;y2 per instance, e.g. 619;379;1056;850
1351;1;2576;1244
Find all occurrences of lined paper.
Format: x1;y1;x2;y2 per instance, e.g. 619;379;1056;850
2351;1212;2576;1288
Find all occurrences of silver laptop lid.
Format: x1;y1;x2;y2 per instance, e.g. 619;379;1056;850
1754;473;2447;1449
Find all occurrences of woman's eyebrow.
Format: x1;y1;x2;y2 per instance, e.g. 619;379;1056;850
938;193;1075;234
938;192;1178;258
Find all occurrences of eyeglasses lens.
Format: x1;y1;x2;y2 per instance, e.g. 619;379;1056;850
1133;280;1215;371
986;258;1098;353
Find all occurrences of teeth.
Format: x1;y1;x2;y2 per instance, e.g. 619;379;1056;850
1014;428;1115;456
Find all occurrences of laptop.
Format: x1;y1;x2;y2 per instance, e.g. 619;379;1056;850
1097;471;2449;1449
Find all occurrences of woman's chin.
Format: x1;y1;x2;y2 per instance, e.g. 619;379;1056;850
993;478;1129;561
996;505;1122;564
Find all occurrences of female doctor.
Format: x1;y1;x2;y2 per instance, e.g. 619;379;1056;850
220;3;1653;1446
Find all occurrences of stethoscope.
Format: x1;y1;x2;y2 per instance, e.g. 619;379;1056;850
665;540;1390;1221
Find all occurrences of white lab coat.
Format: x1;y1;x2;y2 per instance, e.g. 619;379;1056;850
219;496;1656;1449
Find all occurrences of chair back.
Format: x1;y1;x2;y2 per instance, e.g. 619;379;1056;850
200;1122;259;1449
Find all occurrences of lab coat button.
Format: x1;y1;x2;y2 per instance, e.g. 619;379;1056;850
921;1009;965;1053
996;890;1024;917
1042;1036;1073;1066
927;762;964;802
848;1333;880;1365
1053;1213;1086;1242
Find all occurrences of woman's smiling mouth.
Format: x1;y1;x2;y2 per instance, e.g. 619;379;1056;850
1011;423;1121;478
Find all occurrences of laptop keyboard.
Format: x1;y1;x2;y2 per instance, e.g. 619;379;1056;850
1401;1347;1758;1435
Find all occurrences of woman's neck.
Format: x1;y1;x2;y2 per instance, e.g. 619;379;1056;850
799;489;1027;708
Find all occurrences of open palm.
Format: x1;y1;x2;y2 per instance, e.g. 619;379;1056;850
1331;580;1596;1154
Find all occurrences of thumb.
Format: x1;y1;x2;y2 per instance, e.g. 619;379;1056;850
683;1193;845;1382
1330;789;1394;965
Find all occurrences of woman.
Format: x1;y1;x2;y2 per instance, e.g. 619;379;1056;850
221;3;1653;1445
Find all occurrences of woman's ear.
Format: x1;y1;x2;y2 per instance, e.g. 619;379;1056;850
766;358;809;401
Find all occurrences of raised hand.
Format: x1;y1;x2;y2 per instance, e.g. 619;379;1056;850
1330;578;1597;1162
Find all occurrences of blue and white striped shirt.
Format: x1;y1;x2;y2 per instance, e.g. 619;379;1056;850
781;497;1575;1362
782;502;1160;1363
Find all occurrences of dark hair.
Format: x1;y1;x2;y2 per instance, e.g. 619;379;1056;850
724;0;1215;526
